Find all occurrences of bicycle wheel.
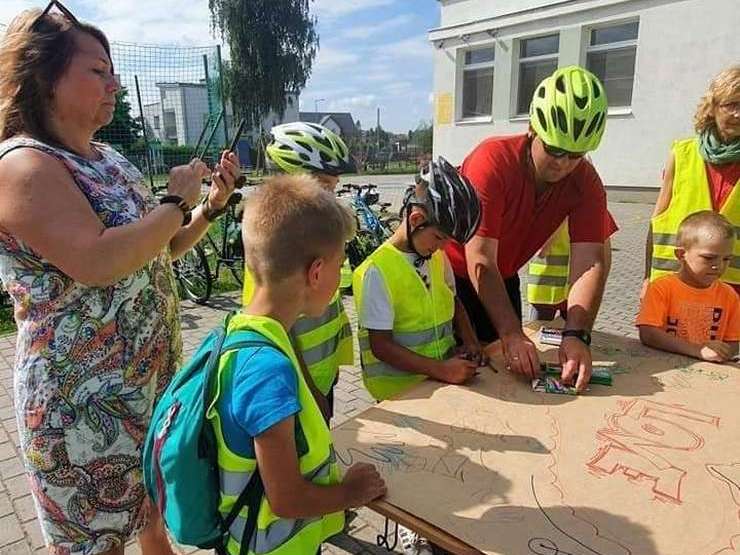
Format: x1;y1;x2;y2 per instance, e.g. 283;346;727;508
173;243;212;304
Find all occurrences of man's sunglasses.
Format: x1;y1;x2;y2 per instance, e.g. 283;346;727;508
542;141;585;160
31;0;79;31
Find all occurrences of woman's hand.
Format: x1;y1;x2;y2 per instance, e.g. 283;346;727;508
207;151;241;210
168;159;209;207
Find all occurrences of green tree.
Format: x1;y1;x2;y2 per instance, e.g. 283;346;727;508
95;89;141;150
409;120;433;153
209;0;319;130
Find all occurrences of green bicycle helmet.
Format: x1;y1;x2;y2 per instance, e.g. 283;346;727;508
529;65;608;153
266;122;357;176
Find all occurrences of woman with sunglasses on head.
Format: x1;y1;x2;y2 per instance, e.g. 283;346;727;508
646;66;740;295
445;65;616;393
0;3;239;555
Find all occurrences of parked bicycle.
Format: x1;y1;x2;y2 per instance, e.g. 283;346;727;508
172;190;244;304
338;183;400;270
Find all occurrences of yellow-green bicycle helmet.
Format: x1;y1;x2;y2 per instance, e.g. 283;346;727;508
266;122;357;175
529;65;608;153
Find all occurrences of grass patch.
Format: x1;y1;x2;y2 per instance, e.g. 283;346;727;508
0;306;16;336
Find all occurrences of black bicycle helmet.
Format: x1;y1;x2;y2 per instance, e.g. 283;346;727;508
405;156;481;245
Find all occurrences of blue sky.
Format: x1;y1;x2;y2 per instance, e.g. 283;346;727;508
0;0;440;132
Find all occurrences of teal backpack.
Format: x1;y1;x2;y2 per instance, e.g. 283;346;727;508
142;314;270;553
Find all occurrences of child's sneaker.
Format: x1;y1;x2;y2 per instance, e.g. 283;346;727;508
398;525;433;555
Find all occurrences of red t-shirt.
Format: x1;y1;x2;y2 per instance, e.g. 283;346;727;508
446;134;611;279
706;161;740;211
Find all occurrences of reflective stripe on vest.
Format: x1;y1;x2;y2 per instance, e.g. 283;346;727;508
527;220;570;305
224;453;336;554
207;314;344;555
650;137;740;285
352;243;456;401
243;270;353;396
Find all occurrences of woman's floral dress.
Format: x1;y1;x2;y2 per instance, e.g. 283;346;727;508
0;137;182;554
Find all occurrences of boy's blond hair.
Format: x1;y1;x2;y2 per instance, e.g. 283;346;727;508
677;210;735;249
242;174;356;285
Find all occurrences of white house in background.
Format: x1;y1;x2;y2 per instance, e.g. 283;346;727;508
142;82;299;146
429;0;740;188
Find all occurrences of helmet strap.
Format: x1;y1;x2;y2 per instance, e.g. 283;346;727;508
405;216;432;262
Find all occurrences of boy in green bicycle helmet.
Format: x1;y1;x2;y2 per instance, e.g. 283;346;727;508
266;121;357;189
244;122;357;422
446;65;618;393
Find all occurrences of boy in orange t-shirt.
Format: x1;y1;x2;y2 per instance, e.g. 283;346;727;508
638;211;739;362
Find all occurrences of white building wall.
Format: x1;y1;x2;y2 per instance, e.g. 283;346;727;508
431;0;740;187
182;86;211;146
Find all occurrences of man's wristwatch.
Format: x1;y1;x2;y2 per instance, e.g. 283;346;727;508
201;197;228;222
562;329;592;346
159;195;192;226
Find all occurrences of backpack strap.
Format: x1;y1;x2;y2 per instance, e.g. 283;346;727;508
206;316;280;555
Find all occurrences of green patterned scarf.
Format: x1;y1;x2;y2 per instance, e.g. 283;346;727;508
699;129;740;165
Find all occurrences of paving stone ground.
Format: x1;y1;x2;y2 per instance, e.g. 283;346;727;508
0;188;653;554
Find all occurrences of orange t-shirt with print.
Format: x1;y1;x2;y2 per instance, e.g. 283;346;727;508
637;274;740;342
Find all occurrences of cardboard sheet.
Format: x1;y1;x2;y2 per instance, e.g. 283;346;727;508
333;327;740;555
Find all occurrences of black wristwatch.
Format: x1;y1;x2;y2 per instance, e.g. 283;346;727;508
201;196;227;222
562;329;592;346
159;195;192;226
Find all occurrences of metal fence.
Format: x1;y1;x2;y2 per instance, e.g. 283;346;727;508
104;42;229;187
1;19;232;188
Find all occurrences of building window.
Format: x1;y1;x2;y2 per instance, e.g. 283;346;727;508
164;110;177;140
461;46;494;119
153;115;160;130
586;21;639;107
516;34;559;115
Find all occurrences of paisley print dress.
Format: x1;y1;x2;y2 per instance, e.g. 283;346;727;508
0;138;182;554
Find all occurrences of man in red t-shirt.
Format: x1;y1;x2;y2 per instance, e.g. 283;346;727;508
445;66;612;392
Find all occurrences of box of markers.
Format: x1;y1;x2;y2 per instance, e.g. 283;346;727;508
538;327;563;346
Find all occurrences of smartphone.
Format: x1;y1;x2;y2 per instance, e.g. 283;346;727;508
215;118;247;188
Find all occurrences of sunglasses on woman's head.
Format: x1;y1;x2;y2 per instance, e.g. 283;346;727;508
31;0;79;31
542;141;585;160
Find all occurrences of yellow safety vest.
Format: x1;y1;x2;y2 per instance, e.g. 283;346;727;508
243;270;353;395
352;243;456;401
207;313;344;555
526;220;570;305
651;137;740;284
340;258;353;290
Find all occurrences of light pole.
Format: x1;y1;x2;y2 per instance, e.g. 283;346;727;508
315;98;326;112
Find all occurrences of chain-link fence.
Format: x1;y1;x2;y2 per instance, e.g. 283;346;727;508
102;42;231;188
1;18;237;188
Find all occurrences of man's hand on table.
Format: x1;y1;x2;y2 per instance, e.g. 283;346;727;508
501;331;539;379
559;336;593;392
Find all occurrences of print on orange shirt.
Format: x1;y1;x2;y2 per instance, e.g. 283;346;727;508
665;305;723;341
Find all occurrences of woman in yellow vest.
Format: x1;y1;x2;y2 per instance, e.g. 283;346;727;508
244;122;356;422
353;157;483;403
646;66;740;295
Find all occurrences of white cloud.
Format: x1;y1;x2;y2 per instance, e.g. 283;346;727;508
313;46;361;72
312;0;395;20
332;94;378;109
376;35;432;60
340;13;414;39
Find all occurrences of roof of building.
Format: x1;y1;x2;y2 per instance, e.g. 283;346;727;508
299;112;358;137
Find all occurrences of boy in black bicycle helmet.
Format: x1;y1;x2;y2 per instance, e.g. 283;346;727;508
403;156;482;260
352;156;483;394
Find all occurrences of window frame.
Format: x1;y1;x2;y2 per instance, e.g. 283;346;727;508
585;20;639;108
458;44;496;122
515;33;560;116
